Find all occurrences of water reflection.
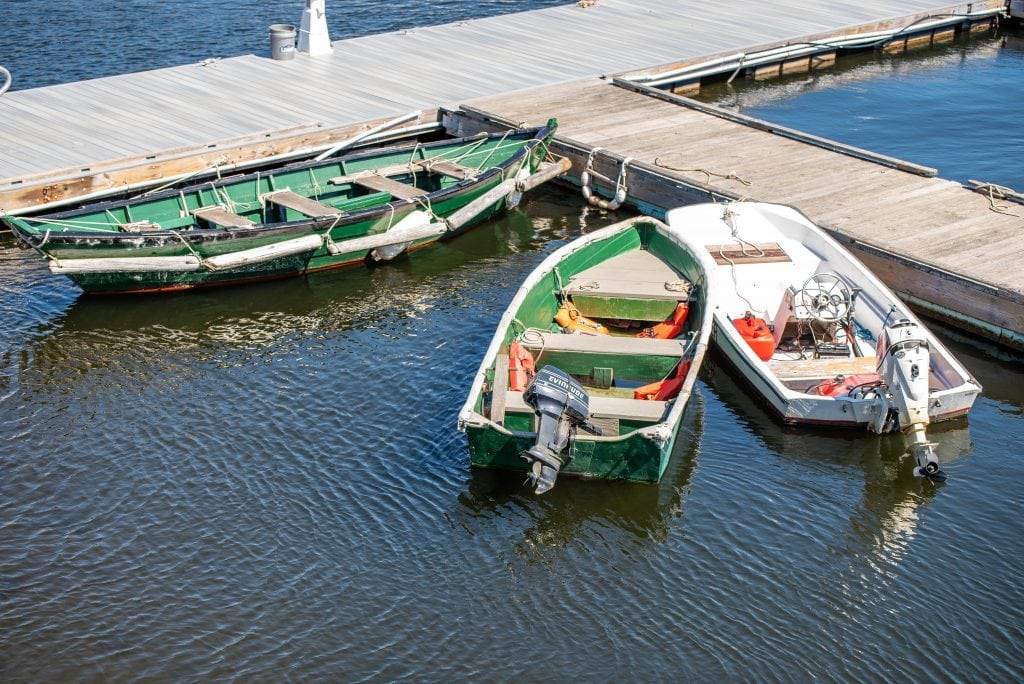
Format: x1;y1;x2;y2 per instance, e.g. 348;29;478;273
455;388;705;549
701;351;973;563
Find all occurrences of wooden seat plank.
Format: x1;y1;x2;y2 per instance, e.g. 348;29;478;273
193;206;256;229
265;190;340;217
327;163;417;186
505;390;669;423
566;249;690;301
490;354;510;425
521;331;688;357
416;159;476;180
353;174;427;200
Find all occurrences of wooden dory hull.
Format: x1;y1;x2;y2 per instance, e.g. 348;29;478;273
459;217;716;485
38;178;507;294
7;124;555;294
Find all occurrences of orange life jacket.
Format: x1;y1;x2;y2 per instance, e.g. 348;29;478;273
554;301;608;335
637;301;690;339
633;359;693;401
508;340;536;392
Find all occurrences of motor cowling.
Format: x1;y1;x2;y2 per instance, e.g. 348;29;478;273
874;316;945;481
520;365;601;494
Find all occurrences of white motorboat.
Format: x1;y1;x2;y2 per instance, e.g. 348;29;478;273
666;201;982;481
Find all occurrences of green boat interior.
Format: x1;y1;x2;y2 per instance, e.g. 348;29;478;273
12;135;528;236
481;223;707;438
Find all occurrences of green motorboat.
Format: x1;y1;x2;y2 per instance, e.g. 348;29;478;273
4;121;565;294
458;216;715;493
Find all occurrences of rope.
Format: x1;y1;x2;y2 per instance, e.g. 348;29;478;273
974;183;1021;218
573;280;601;291
168;230;207;268
516;326;549;366
580;148;629;210
655;157;752;186
664;279;691;295
141;155;229;197
721;207;771;321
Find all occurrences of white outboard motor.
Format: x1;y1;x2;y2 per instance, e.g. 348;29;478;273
871;316;945;481
520;365;602;494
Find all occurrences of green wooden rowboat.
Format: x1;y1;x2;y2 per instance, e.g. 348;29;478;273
4;121;564;294
458;216;715;493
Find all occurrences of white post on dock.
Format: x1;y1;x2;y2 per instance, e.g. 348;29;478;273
298;0;333;56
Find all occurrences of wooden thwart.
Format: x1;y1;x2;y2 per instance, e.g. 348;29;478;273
265;190;340;217
520;330;688;357
193;206;255;229
353;175;427;200
506;390;669;423
706;242;791;265
416;159;475;180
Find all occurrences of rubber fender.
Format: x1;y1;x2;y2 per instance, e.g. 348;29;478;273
637;301;690;339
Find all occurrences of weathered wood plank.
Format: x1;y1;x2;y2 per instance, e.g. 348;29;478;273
265;190;340;217
505;390;670;423
490;354;510;425
193;206;256;229
353;175;427;200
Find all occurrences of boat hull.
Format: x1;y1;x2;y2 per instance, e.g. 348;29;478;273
465;423;676;484
711;316;976;428
7;124;557;294
41;179;505;294
458;217;716;487
666;201;980;433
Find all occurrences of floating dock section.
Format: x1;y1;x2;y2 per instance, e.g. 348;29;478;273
0;0;1020;350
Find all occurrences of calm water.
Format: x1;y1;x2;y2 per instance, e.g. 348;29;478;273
2;5;1024;681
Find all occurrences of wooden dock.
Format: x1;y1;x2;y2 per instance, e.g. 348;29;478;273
447;74;1023;350
0;0;1020;349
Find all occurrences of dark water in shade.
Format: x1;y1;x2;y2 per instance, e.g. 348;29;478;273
3;4;1024;681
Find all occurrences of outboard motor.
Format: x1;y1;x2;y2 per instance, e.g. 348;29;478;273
520;365;602;494
872;316;945;481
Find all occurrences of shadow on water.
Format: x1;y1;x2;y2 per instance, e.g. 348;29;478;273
921;320;1024;410
453;388;705;550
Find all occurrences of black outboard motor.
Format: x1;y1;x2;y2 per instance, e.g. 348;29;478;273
521;365;602;494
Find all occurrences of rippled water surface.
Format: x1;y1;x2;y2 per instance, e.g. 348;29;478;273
3;5;1024;682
